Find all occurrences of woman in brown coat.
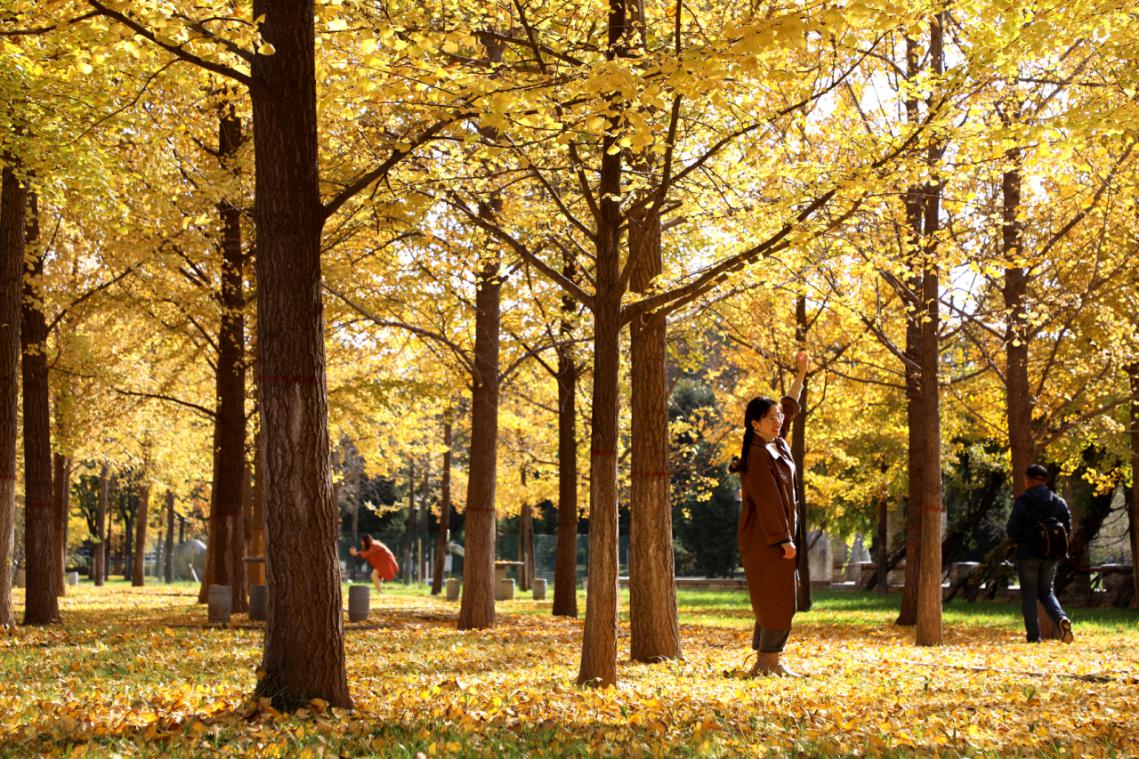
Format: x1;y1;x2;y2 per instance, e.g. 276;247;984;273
736;351;808;677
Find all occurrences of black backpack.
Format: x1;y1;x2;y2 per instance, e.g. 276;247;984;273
1029;495;1069;560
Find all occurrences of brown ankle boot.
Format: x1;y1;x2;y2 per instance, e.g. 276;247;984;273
754;652;779;676
760;647;806;674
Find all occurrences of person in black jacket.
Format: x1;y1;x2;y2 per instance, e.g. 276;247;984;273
1006;464;1074;644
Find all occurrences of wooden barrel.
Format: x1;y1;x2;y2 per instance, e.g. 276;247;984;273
445;577;460;601
208;584;231;624
347;584;370;622
248;584;268;621
531;578;547;601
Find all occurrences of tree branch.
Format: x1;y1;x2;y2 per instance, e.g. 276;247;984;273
87;1;253;88
445;191;595;310
46;264;136;334
322;116;462;221
323;283;475;375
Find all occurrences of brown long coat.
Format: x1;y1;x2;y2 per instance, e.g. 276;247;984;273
738;396;800;630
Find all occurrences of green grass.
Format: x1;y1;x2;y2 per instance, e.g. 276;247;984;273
364;579;1139;638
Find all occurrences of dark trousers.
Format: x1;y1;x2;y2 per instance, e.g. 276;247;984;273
1016;558;1067;642
751;623;790;653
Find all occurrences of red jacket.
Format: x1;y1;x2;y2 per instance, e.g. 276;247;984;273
360;543;399;580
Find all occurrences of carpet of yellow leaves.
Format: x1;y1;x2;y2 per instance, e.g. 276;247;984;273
1;584;1136;757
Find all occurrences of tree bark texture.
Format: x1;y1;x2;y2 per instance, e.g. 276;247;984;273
876;498;889;595
897;319;924;625
914;12;945;648
132;484;150;586
418;458;430;581
94;464;109;586
627;207;679;661
1002;156;1034;498
106;499;116;577
164;490;175;583
579;290;621;686
404;460;415;584
458;32;506;626
431;417;452;595
628;306;679;662
349;468;360;581
21;191;59;624
0;163;26;628
250;0;349;709
121;504;134;582
247;424;266;587
52;453;70;597
792;294;812;611
458;260;501;629
553;261;579;618
895;34;925;629
519;477;533;592
240;461;253;585
914;272;943;646
200;109;248;613
578;12;626;679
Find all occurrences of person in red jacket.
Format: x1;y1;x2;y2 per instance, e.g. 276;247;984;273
349;534;399;593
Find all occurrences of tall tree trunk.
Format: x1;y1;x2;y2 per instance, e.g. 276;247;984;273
404;460;415;584
914;272;943;647
121;504;133;582
349;453;360;581
897;320;924;625
132;483;150;586
914;12;946;648
164;490;175;584
896;34;925;628
240;461;253;586
248;423;266;587
94;464;109;586
0;162;26;628
579;292;621;686
419;457;430;582
1129;364;1139;609
458;258;501;629
199;108;248;613
1002;148;1033;497
107;496;116;577
628;207;680;662
876;498;889;595
250;0;349;709
553;259;579;618
21;189;58;624
52;453;70;597
458;33;506;629
578;0;628;682
519;469;532;592
431;416;452;595
792;294;812;611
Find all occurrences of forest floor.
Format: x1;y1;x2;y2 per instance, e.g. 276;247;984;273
2;582;1136;757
